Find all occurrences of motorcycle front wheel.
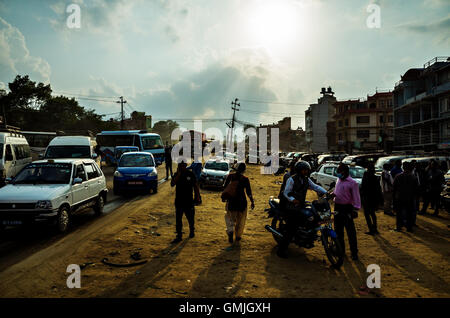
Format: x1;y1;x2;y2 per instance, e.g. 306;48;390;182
321;230;344;269
271;217;287;245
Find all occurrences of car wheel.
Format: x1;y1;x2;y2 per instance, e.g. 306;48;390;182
94;195;105;216
56;206;70;233
153;186;158;194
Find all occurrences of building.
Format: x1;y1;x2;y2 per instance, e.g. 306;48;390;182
393;57;450;151
305;87;337;153
257;117;307;152
333;90;394;154
123;111;152;131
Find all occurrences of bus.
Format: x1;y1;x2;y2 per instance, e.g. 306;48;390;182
96;130;165;165
21;131;57;160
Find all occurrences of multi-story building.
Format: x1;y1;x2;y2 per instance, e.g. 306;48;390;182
333;91;394;154
393;57;450;151
305;87;336;153
258;117;307;152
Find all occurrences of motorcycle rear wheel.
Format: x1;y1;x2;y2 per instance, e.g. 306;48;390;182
321;231;344;269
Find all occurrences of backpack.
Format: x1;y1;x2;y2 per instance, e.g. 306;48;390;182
221;174;241;201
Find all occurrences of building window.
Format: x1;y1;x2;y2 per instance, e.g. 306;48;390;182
388;115;393;122
369;103;376;109
339;120;343;127
338;133;342;140
356;116;370;124
357;130;370;138
380;115;384;123
345;119;349;126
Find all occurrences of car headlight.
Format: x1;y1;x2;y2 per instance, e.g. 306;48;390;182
114;171;123;177
147;170;157;177
36;200;52;209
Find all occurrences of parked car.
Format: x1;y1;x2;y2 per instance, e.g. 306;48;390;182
113;146;139;166
43;136;99;164
310;162;365;189
317;153;347;166
374;155;417;175
402;156;450;168
113;152;158;195
199;159;231;189
0;158;107;233
0;128;32;185
342;153;385;169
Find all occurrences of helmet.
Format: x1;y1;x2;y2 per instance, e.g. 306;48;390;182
295;160;311;174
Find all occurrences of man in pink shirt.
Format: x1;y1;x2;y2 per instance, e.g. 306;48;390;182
331;163;361;261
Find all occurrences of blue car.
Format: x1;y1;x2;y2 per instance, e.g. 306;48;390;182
113;152;158;195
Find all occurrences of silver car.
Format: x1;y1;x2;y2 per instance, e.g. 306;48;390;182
310;162;365;189
199;160;231;189
0;159;108;233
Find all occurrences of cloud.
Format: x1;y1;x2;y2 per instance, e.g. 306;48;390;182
397;15;450;44
0;17;51;84
48;0;144;39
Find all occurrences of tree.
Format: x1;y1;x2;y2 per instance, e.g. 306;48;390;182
151;120;179;144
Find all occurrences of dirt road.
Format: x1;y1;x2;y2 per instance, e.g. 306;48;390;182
0;165;449;298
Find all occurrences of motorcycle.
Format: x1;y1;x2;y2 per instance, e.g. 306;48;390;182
264;194;344;269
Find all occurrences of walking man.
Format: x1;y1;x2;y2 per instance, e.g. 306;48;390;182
164;142;173;180
380;163;394;216
170;161;202;243
390;160;403;179
361;163;382;235
332;163;361;261
393;162;419;232
222;163;255;244
419;160;445;216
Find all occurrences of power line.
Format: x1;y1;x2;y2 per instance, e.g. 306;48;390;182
240;98;311;106
52;91;117;100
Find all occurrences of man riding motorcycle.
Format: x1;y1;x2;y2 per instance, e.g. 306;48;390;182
277;160;327;258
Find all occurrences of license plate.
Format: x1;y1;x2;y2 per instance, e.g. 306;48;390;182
128;181;143;185
3;220;22;225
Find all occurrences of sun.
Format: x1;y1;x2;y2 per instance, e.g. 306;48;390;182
247;2;301;51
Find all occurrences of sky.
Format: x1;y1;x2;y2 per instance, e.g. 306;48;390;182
0;0;449;133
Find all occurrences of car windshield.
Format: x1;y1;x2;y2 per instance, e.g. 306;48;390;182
13;163;72;184
350;167;365;179
141;136;163;150
115;148;138;159
205;161;228;171
45;146;91;158
119;154;154;167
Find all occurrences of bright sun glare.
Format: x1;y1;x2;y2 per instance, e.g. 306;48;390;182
248;2;301;51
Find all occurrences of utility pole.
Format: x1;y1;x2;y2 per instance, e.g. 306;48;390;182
116;96;127;130
226;98;240;147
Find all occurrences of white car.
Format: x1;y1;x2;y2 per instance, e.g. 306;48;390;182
310;162;365;189
0;158;107;233
199;159;231;189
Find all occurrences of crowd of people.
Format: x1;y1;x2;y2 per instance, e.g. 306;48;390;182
164;142;448;262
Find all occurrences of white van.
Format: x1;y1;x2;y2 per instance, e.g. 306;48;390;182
43;136;99;163
0;129;32;183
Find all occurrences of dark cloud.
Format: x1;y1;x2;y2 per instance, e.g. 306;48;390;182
133;62;277;124
398;15;450;44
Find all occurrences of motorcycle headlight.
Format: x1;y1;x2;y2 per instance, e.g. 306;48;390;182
148;170;157;177
36;200;52;209
114;171;123;178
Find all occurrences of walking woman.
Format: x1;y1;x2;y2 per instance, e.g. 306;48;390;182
361;163;383;235
222;163;255;244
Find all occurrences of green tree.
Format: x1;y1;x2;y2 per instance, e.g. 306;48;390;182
151;120;179;144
